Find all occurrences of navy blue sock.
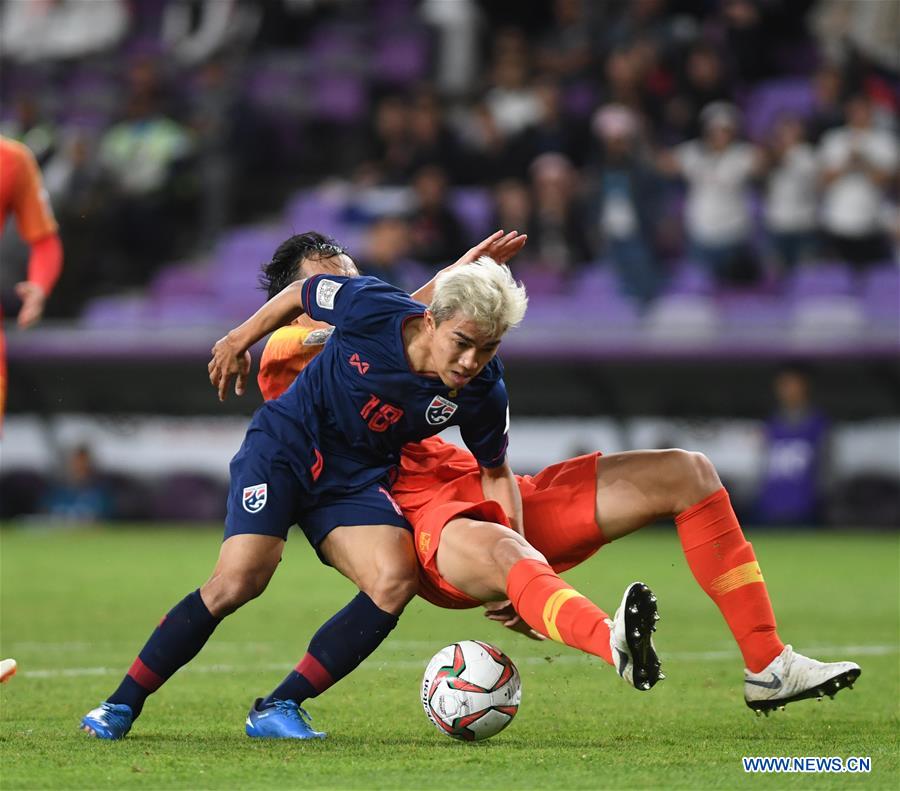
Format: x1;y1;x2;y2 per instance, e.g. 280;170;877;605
108;589;220;718
263;592;398;707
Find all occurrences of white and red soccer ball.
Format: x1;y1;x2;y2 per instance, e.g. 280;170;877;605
421;640;521;741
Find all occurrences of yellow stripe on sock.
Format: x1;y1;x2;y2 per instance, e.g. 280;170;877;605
710;561;764;596
541;588;585;642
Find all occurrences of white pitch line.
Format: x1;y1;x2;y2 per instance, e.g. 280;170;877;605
14;644;898;680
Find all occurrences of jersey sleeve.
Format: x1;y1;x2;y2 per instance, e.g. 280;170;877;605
301;274;415;335
12;143;57;243
459;379;510;468
258;324;330;400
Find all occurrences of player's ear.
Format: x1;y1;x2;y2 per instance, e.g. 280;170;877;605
423;310;437;335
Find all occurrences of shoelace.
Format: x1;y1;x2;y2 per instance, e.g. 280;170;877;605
270;699;315;725
97;704;129;729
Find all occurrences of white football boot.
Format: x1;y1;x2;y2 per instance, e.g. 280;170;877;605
744;644;861;715
606;581;663;691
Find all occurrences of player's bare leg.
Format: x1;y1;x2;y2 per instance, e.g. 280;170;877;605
437;518;662;690
199;533;285;616
81;534;284;739
321;524;419;614
247;525;418;738
592;449;860;711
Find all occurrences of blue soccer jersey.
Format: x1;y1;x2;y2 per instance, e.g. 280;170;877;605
225;274;510;551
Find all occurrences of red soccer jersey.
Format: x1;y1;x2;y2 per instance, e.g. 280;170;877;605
0;137;57;244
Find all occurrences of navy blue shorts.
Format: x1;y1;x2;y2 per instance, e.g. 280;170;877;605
224;429;411;558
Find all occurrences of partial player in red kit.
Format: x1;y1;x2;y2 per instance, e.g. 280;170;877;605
258;234;860;715
0;136;64;418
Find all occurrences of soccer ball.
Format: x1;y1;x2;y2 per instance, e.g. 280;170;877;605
421;640;521;741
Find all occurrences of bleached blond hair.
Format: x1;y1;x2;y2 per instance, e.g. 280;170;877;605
430;257;528;338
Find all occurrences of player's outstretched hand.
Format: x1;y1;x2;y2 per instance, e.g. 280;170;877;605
208;335;251;402
453;230;528;269
14;281;47;328
483;599;546;641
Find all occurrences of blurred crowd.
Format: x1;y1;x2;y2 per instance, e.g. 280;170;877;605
1;0;898;318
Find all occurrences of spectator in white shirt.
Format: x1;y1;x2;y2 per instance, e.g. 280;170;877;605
763;115;819;272
660;102;764;283
819;95;898;267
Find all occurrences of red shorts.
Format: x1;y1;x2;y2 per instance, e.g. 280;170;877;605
394;441;606;610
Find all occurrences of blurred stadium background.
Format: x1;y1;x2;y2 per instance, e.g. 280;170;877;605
1;0;898;529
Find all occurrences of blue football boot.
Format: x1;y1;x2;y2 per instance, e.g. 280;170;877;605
245;698;326;739
80;702;134;739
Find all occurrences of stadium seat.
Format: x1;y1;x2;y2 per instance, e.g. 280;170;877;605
570;264;619;297
150;473;227;522
643;294;721;342
516;266;566;297
311;73;369;124
450;188;493;245
787;262;856;298
790;294;865;343
151;265;215;299
0;470;47;519
717;292;790;341
372;30;430;84
743;78;816;141
862;263;900;316
97;472;154;522
80;295;152;329
667;260;716;296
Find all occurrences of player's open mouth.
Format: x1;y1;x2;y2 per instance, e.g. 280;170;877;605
449;372;470;387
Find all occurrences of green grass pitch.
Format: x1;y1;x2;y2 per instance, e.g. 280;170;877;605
1;525;897;790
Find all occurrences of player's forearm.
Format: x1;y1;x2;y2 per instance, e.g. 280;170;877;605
26;234;63;295
227;280;307;351
479;462;524;536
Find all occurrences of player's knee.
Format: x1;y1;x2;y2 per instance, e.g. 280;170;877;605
204;570;270;616
366;557;419;614
668;450;721;511
486;524;546;577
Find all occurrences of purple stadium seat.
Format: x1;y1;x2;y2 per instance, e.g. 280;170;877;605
150;296;221;327
372;30;430;84
787;262;856;299
80;295;152;329
862;263;900;314
718;292;790;333
571;264;619;297
667;260;716;296
308;24;365;67
572;289;641;327
151;265;214;299
284;193;347;239
743;78;816;141
245;58;307;117
790;294;865;342
644;294;721;341
311;73;368;123
216;227;284;264
517;266;565;297
151;473;226;522
450;188;493;245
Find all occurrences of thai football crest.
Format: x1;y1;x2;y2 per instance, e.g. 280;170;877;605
242;483;268;513
315;278;342;310
425;395;458;426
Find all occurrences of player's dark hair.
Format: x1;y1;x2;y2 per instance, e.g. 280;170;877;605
259;232;350;299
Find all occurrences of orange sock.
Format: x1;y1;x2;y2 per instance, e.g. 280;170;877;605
676;488;784;672
506;559;613;665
